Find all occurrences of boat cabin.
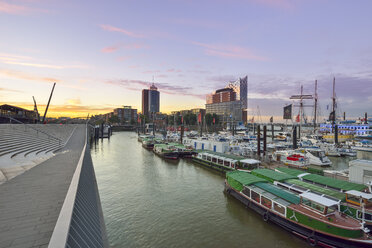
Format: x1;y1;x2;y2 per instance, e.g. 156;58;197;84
197;152;238;169
300;192;340;216
242;185;291;217
345;190;372;208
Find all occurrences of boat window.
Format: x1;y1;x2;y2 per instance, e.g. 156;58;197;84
251;190;260;203
346;195;361;205
302;199;325;213
357;211;372;221
224;161;230;166
325;205;337;215
217;159;224;165
242;187;250;198
212;157;217;163
273;202;285;215
261;196;272;209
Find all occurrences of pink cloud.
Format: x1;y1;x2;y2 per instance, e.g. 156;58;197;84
101;43;148;53
192;42;269;61
0;1;48;15
100;24;145;38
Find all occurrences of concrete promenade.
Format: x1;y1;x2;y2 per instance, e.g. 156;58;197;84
0;125;86;248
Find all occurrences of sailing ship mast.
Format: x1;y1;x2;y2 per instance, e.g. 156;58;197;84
313;80;318;131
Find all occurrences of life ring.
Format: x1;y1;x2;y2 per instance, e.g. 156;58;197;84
306;235;318;247
263;212;269;222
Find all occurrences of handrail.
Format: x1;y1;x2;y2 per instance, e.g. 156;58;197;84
2;116;63;144
48;125;87;248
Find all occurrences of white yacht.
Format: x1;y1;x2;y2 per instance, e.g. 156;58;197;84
296;148;332;166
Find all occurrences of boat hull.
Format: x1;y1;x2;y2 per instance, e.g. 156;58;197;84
225;184;371;248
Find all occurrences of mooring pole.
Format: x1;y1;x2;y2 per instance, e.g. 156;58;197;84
263;125;267;156
257;125;261;156
293;126;297;149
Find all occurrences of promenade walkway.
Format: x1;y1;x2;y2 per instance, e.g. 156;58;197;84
0;125;86;248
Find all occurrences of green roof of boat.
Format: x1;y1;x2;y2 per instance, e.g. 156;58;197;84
254;182;300;204
286;179;346;201
226;171;267;186
302;174;367;192
276;167;305;177
251;169;296;182
196;150;245;161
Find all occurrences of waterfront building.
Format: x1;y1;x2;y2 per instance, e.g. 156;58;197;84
0;104;39;123
206;100;243;124
142;83;160;117
149;83;160;113
205;76;248;125
114;106;138;124
226;76;248;109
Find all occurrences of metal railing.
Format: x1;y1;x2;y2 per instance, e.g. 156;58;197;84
2;116;63;145
48;125;108;248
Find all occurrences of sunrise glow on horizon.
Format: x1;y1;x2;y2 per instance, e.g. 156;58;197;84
1;0;371;120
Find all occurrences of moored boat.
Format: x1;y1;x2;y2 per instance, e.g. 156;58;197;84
225;171;372;248
272;150;309;168
192;150;260;173
153;143;179;160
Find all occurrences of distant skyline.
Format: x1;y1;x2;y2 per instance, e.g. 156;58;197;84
0;0;371;121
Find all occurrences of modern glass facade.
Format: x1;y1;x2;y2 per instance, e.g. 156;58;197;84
149;90;160;113
206;101;243;124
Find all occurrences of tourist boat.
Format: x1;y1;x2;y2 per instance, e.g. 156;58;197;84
142;138;155;150
153;143;179;160
295;148;332;166
275;167;372;229
225;170;372;248
167;143;196;158
340;190;372;230
192;151;260;173
138;134;154;142
272;150;309;168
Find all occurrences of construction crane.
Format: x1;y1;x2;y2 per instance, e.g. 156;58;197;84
42;82;56;123
32;96;40;123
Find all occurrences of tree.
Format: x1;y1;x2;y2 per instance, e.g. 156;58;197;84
168;115;174;125
108;115;120;124
205;113;219;127
205;113;213;126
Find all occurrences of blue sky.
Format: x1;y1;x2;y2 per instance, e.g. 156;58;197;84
0;0;371;120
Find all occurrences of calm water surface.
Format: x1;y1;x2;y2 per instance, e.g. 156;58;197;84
91;132;309;248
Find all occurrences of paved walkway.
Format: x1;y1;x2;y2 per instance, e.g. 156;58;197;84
0;125;86;248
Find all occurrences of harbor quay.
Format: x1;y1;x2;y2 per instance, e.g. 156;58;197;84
0;124;108;248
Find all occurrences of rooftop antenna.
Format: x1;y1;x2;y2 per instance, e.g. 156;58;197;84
42;82;56;123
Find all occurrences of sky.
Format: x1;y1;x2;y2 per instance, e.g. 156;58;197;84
0;0;371;121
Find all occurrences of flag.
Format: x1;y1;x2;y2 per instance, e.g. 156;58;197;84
283;104;292;119
269;116;273;123
181;116;184;124
296;114;300;122
251;117;254;123
198;112;201;123
138;115;141;123
213;117;215;124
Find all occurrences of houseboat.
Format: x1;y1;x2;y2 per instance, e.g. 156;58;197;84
225;170;372;247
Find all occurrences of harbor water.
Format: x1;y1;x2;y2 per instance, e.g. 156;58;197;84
91;132;309;248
